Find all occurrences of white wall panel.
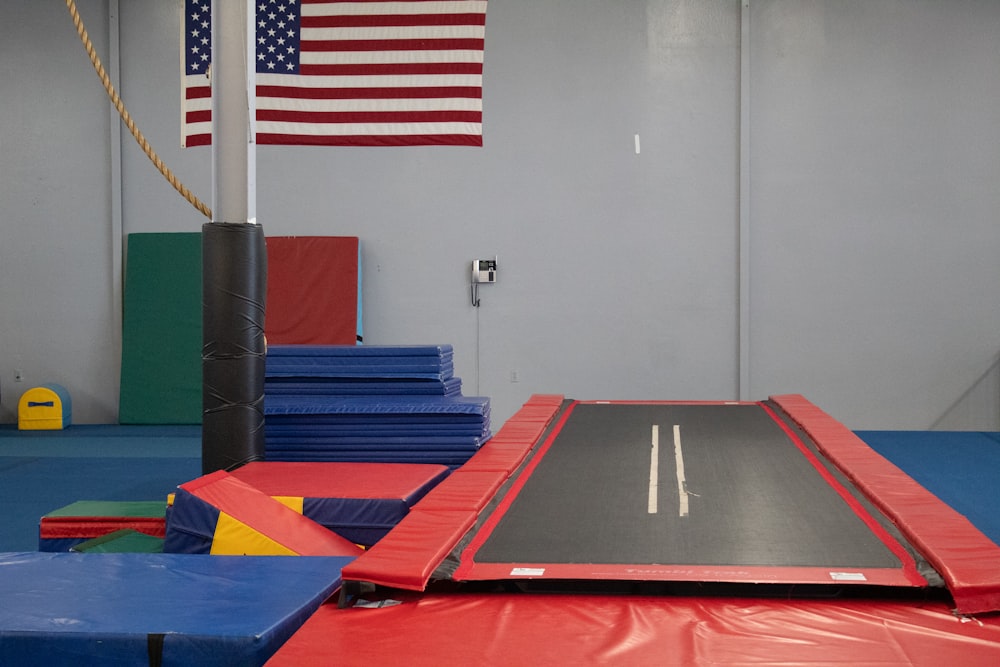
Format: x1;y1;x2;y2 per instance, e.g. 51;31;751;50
2;1;997;430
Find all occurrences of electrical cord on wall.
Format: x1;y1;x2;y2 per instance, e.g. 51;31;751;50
474;289;481;395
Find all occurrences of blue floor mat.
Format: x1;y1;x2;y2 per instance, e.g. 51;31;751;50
856;430;1000;546
0;552;351;666
0;456;200;551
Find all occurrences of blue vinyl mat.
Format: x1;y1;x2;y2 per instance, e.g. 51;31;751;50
266;345;455;380
856;431;1000;546
262;344;488;466
264;422;487;436
0;552;351;666
264;395;490;415
264;377;463;396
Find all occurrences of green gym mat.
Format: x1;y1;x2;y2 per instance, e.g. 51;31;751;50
119;233;202;424
70;529;164;553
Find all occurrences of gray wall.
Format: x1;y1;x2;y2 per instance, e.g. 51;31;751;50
2;0;998;430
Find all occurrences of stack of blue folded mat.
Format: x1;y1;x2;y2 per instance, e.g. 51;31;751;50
264;345;491;466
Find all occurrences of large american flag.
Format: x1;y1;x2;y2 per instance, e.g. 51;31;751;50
182;0;487;147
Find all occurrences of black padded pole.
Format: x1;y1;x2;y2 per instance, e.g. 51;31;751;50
202;222;267;473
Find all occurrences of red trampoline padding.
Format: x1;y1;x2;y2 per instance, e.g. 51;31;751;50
459;440;531;475
415;470;508;512
510;394;564;421
339;395;564;592
486;424;546;445
457;395;562;475
266;593;1000;667
771;394;1000;614
180;471;363;557
340;509;476;590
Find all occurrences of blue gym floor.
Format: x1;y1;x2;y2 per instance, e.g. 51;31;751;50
0;425;997;553
0;425;201;551
857;430;1000;546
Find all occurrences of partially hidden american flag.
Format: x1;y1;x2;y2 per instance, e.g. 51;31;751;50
182;0;487;147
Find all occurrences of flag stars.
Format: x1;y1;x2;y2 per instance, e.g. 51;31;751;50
185;1;214;76
187;0;300;77
255;0;300;74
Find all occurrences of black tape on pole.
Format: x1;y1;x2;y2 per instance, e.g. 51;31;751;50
202;223;267;473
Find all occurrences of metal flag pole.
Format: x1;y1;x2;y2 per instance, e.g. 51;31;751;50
202;0;266;473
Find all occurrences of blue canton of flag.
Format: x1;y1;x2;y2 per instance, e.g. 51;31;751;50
185;1;212;76
256;1;302;75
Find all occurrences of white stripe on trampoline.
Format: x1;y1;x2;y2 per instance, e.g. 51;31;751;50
648;425;659;514
674;424;689;517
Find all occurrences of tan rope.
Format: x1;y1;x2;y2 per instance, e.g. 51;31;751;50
65;0;212;220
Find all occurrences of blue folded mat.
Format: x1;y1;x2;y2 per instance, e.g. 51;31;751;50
267;344;453;357
262;345;489;467
264;395;490;416
264;377;463;396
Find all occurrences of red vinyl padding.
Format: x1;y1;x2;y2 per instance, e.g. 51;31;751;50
340;394;564;591
415;470;508;512
339;509;477;590
39;517;165;540
229;462;449;501
771;393;1000;614
267;593;1000;667
179;471;363;557
265;236;359;345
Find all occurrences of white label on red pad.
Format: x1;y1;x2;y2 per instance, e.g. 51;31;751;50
511;568;546;577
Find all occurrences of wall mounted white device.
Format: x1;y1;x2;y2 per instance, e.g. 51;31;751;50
471;257;497;306
472;258;497;283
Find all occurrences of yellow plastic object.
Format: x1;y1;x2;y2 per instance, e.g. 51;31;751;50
18;384;72;430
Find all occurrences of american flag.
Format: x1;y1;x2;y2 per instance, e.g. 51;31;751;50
182;0;487;147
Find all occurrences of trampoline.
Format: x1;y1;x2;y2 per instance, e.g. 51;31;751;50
343;395;1000;615
454;400;927;588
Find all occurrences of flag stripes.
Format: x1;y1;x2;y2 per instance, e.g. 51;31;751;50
181;0;487;147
